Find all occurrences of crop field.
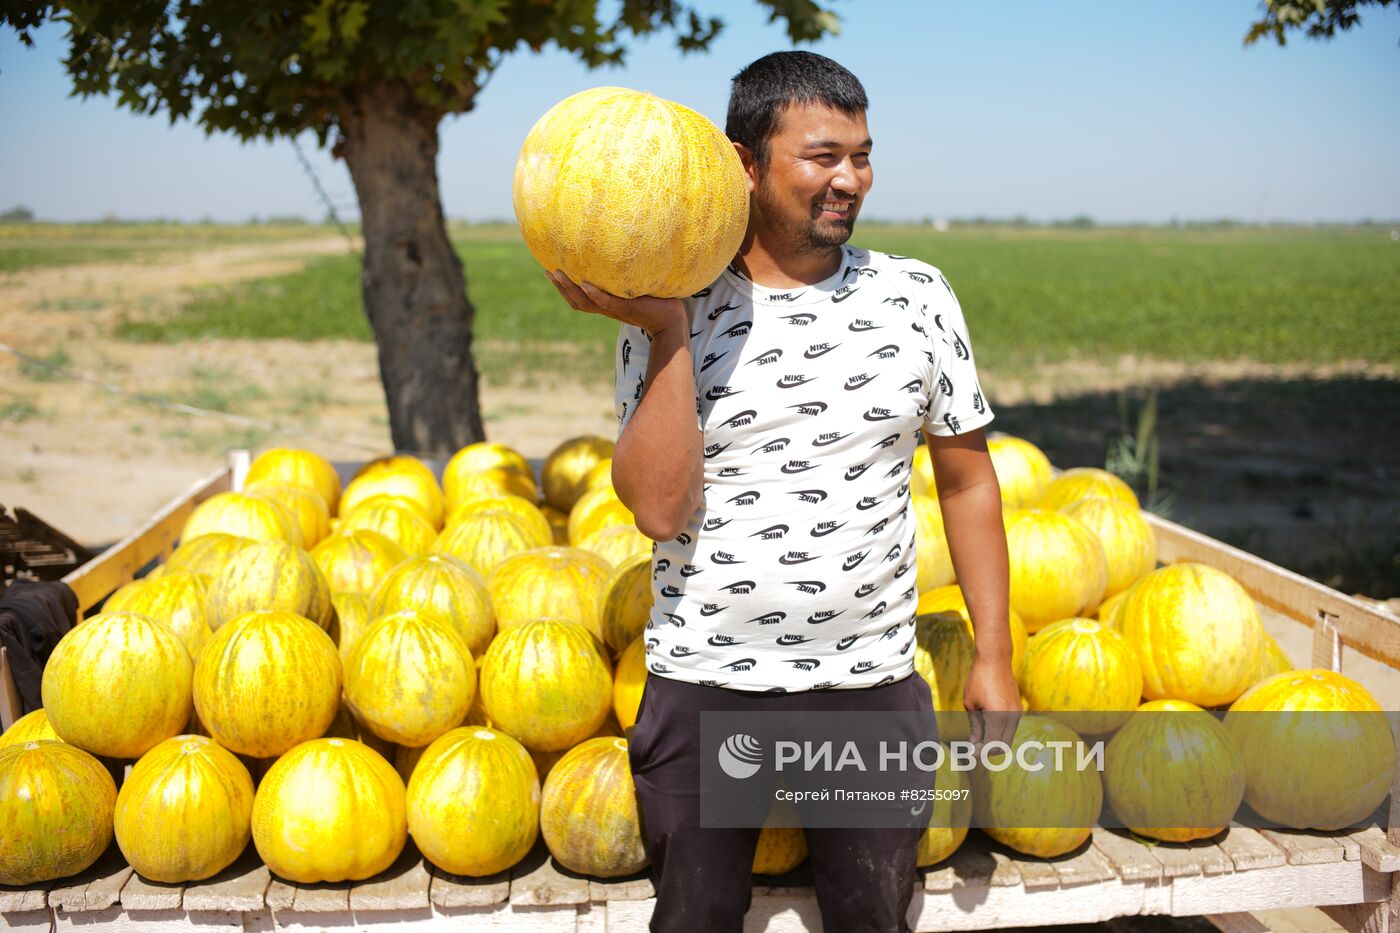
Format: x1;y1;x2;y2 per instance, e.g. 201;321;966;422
2;221;1397;596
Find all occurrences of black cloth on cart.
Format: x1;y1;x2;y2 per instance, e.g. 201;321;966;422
0;578;78;716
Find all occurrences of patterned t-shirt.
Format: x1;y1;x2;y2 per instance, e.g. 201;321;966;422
613;246;994;692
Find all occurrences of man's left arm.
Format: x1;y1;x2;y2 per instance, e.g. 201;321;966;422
924;427;1021;746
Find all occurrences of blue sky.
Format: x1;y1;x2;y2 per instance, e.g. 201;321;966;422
2;0;1397;224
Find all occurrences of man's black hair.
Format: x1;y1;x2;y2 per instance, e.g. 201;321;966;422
726;51;868;170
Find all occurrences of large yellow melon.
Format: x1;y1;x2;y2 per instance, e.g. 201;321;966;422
915;584;1028;679
1058;496;1155;599
481;618;612;752
542;505;570;545
911;444;936;497
1038;467;1139;511
488;546;612;638
445;441;532;485
971;715;1102;858
0;741;118;885
599;553;654;654
181;491;302;546
245;448;341;515
194;610;342;758
252;737;406;883
986;436;1053;508
1225;670;1393;830
368;554;495;659
342;456;444;529
433;508;552;576
340;496;438;557
753;824;808;875
579;523;653;569
322;699;397;763
568;484;634;545
407;727;540;877
539;736;649;877
911;493;955;592
43;611;193;759
1120;563;1262;707
579;458;614;496
445;468;540;512
613;636;648;731
446;493;551;543
310;528;407;596
542;436;616;512
163;532;253;579
329;592;371;661
246;481;331;549
207;538;334;631
105;571;214;659
1020;618;1143;735
915;747;973;867
1004;509;1108;632
1103;699;1244;842
0;709;61;749
344;610;476;748
913;611;976;743
114;735;255;882
1250;631;1294;685
514;86;748;299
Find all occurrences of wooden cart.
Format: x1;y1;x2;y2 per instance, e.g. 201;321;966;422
2;454;1397;932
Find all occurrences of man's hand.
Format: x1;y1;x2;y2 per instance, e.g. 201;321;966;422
546;270;687;337
964;655;1021;750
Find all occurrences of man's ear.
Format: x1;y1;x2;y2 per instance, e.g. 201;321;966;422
733;141;759;194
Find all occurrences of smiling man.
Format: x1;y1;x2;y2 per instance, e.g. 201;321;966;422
548;51;1019;933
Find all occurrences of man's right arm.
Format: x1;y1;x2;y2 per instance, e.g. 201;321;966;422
546;272;703;541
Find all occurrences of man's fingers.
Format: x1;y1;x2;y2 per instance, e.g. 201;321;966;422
548;270;601;313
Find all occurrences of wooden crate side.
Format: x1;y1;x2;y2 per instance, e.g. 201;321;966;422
62;464;232;615
1147;513;1400;668
0;645;20;731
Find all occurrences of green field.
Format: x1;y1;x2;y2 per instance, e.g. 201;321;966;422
0;221;337;273
25;221;1400;382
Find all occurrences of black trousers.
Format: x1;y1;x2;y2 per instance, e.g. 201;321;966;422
628;673;937;933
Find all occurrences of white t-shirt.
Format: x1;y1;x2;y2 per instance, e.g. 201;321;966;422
614;246;994;692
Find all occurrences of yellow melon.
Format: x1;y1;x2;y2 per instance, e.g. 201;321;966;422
310;528;407;596
245;481;331;549
446;492;551;542
913;611;976;743
339;496;438;557
181;491;302;547
542;435;616;512
986;436;1053;508
342;457;444;529
579;523;653;569
0;741;117;885
446;468;539;512
915;747;973;867
1059;496;1156;599
599;553;654;654
613;636;648;731
915;584;1028;680
539;736;649;877
488;546;612;639
911;492;955;592
245;448;341;515
1020;618;1142;735
433;508;552;577
568;484;634;545
0;709;62;749
753;824;808;875
1005;509;1108;632
368;554;495;659
514;87;748;299
329;592;371;662
481;618;612;752
1038;467;1139;511
162;532;252;579
105;571;213;659
207;538;334;631
910;444;936;496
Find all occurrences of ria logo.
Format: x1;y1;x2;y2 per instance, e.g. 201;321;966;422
723;410;758;428
788;401;828;416
781;460;817;474
804;342;840;359
868;344;899;360
863;408;897;422
700;351;729;372
754;437;791;454
777;374;815;388
777;633;813;645
751;524;789;540
747;348;783;366
705;385;741;401
787;658;821;672
779;551;816;565
718;733;763;779
788;580;827;595
712;551;745;564
790;489;829;504
811;520;846;537
849;319;882;332
807;609;846;624
747;611;786;625
780;312;817;326
844;373;877;390
707;302;742;320
842;550;871;571
727;490;760;506
845;463;871;480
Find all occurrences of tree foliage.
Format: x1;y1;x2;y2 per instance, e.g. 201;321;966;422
1245;0;1396;46
3;0;841;144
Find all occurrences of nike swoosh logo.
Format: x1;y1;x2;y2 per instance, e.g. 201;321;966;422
844;374;876;390
708;303;742;320
812;433;851;447
680;565;704;577
862;411;897;422
776;376;815;388
811;523;846;537
700;352;729;372
831;288;859;303
699;605;728;617
705;387;742;400
804;344;841;359
778;554;817;565
780;462;817;474
848;321;883;332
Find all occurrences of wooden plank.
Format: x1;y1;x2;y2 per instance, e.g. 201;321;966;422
1313;614;1344;672
117;871;184;910
49;845;132;912
1205;913;1273;933
1171;860;1389;914
0;910;52;933
289;880;351;911
1010;854;1060;891
348;844;432;912
0;645;21;731
1259;829;1350;866
589;874;655;902
427;863;510;909
1216;826;1288;871
181;846;270;912
1148;838;1235;878
1091;828;1164;882
1147;513;1400;668
1350;826;1400;873
507;843;589;907
1047;840;1119;887
1320;900;1394;933
0;882;49;913
923;833;1021;892
61;463;231;614
262;876;297;911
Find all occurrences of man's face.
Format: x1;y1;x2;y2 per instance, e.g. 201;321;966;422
745;103;873;255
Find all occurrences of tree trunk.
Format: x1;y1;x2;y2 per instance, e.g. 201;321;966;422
337;81;485;456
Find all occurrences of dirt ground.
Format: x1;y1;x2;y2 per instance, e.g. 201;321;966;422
2;237;1396;926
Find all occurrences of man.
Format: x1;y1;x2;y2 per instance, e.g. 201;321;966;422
547;50;1019;933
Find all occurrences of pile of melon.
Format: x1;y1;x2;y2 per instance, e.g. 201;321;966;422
2;433;1393;890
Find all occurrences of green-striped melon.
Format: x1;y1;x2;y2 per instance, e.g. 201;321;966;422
539;736;648;877
481;618;612;752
